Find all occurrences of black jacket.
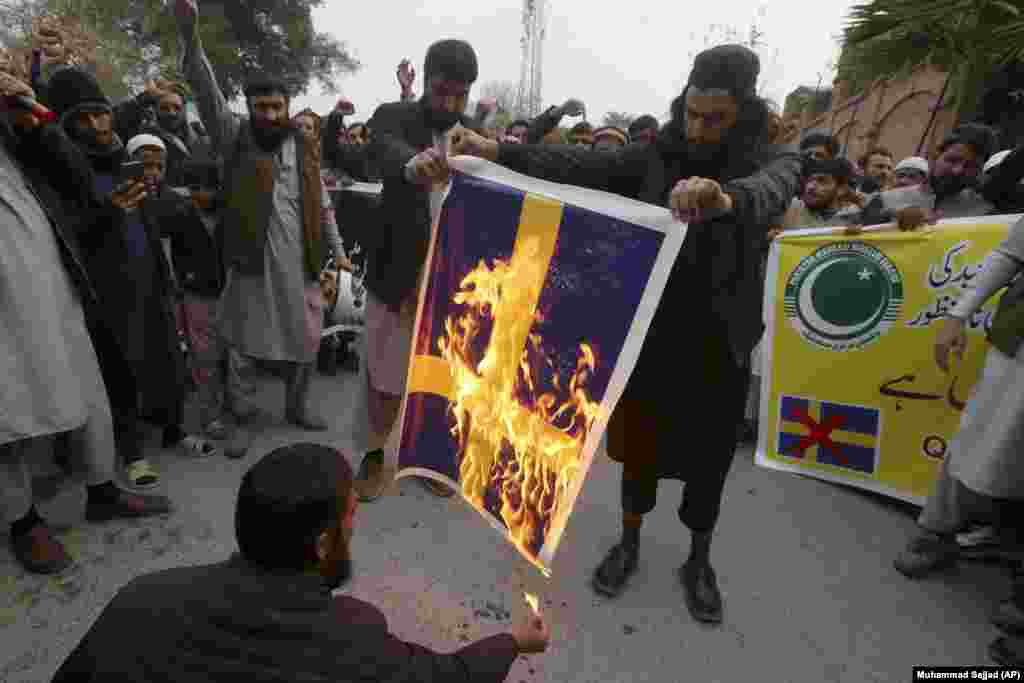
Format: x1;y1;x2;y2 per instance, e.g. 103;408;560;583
495;116;801;367
115;92;216;187
53;556;520;683
364;99;479;311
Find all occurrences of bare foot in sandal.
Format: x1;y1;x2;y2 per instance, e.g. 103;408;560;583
177;435;220;458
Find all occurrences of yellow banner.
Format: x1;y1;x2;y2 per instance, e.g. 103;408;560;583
756;218;1019;504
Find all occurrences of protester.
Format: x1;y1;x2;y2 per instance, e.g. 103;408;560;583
48;66;195;487
566;120;594;147
114;77;212;187
526;98;585;144
349;121;369;147
123;132;219;457
777;157;859;230
894;215;1024;656
799;132;839;163
294;107;321;140
628;115;659;146
177;0;346;432
857;145;895;193
452;44;802;624
980;146;1024;213
892;156;929;189
0;74;171;575
592;125;629;151
52;443;549;680
354;38;484;502
505;118;530;144
851;124;997;231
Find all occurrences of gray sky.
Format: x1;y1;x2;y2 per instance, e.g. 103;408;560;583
292;0;854;126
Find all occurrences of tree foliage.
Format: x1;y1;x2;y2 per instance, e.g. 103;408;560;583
0;0;360;100
686;4;786;100
840;0;1024;122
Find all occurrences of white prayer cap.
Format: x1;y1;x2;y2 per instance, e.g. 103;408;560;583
894;156;929;175
984;149;1014;175
126;134;166;158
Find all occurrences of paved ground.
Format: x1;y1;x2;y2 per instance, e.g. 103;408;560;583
1;351;1014;682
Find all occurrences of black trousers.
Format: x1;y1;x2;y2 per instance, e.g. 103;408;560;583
85;317;145;465
607;329;750;534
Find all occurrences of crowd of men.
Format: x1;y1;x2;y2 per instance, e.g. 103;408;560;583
2;0;1024;677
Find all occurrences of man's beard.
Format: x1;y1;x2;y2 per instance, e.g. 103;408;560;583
68;123;122;160
930;173;973;199
251;118;291;151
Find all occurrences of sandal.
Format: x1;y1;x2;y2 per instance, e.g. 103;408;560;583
203;419;233;441
125;459;160;489
178;435;220;458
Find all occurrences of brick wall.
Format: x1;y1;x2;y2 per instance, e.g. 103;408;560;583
780;65;956;165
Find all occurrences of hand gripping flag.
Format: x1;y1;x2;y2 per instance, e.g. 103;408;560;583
395;157;683;573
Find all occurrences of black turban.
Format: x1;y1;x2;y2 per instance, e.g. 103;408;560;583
687;44;760;99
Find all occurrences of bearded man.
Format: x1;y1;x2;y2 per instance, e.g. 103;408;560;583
352;39;484;502
0;73;171;574
46;66;203;488
176;0;345;431
780;157;858;229
53;443;550;681
450;45;802;624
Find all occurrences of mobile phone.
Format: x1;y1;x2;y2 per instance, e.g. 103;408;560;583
119;161;146;182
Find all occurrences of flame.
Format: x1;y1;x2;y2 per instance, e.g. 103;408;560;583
438;249;601;563
524;591;540;615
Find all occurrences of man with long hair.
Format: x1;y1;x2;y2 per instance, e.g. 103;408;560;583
451;45;801;624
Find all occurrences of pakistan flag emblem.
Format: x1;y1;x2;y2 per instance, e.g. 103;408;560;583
784;242;904;352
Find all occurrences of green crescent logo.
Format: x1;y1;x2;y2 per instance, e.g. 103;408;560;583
784;242;904;352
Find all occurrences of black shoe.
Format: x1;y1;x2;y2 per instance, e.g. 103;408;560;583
591;543;638;598
680;560;723;624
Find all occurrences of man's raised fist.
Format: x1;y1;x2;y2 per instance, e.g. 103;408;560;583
176;0;198;30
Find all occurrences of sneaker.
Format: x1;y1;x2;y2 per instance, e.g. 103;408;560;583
958;524;999;549
176;435;220;458
125;459;160;489
355;450;388;502
203;419;233;441
85;489;173;523
591;543;638;598
417;476;454;498
894;531;959;579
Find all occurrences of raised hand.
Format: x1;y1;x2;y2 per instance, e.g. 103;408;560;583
397;59;416;95
175;0;199;33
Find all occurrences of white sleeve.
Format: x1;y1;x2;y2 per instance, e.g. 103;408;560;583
949;251;1022;320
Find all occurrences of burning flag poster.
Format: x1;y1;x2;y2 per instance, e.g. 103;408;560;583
396;157;682;574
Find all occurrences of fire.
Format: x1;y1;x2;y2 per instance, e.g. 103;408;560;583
437;244;601;563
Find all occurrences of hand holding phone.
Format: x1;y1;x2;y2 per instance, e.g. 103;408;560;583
119;161;146;182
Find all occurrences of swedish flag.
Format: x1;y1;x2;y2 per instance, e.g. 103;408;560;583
778;396;881;475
